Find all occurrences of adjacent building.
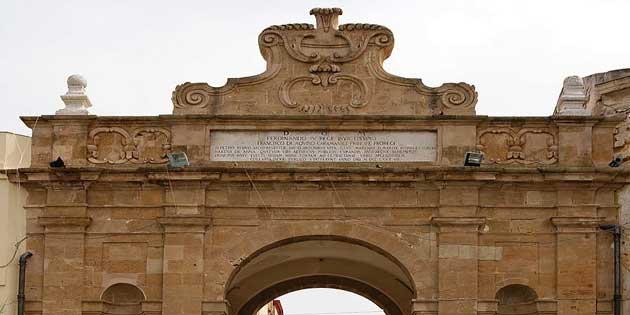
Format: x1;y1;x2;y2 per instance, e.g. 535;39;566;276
0;132;31;315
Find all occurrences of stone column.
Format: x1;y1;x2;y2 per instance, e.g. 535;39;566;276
158;216;211;315
551;217;602;315
432;217;485;315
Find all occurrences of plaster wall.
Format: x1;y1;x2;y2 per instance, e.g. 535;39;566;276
0;132;30;315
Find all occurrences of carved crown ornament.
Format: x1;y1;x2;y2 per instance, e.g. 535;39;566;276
86;127;171;164
476;126;558;165
171;8;478;116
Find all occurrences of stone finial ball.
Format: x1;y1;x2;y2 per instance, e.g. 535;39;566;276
67;74;87;88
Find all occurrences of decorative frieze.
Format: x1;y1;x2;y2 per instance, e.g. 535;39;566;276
550;216;604;233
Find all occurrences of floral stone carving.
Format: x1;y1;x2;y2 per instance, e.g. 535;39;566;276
87;127;171;164
477;127;558;165
171;8;477;116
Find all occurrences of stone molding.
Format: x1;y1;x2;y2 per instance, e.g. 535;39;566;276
81;300;162;315
38;216;91;233
477;299;557;315
157;216;212;233
432;217;486;232
37;216;92;228
550;216;604;233
476;299;498;315
536;300;558;314
201;301;230;315
411;299;437;315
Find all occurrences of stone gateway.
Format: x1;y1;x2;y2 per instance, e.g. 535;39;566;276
8;7;630;315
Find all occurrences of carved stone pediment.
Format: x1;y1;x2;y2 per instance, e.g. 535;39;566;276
172;8;477;116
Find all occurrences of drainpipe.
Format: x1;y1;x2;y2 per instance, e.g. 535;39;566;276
601;224;621;315
17;251;32;315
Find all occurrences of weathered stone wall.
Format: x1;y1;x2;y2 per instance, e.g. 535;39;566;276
8;113;624;315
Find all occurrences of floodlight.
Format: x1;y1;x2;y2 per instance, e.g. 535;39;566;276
464;152;483;167
167;152;189;168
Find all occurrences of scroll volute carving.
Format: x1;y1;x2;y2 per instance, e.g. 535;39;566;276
477;127;558;165
171;8;477;116
87;128;133;164
87;127;171;165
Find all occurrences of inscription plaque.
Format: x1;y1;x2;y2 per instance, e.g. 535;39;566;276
210;131;437;162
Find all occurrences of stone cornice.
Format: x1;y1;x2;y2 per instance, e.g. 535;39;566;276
38;216;92;233
7;167;628;186
550;216;605;233
431;217;486;226
201;301;229;315
157;216;212;226
21;114;620;126
431;217;486;232
158;216;212;233
38;216;92;227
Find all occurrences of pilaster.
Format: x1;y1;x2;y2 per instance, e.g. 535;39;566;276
433;216;486;315
551;216;603;315
159;216;212;315
38;216;91;315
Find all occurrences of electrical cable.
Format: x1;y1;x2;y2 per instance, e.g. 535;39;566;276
0;236;28;268
283;311;384;315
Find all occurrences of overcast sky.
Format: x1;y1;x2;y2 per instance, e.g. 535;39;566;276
2;0;630;136
1;0;629;312
279;289;383;315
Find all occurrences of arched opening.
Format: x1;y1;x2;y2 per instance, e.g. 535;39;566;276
101;283;145;315
277;288;385;315
226;236;415;315
495;284;538;315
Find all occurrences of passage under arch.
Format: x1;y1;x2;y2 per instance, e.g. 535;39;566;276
225;236;415;315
